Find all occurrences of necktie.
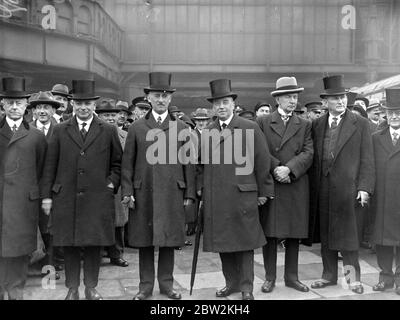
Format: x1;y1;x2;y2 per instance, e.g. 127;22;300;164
40;126;46;135
12;124;17;134
281;114;290;126
80;122;87;141
157;116;162;126
331;117;338;129
221;123;227;130
393;132;399;146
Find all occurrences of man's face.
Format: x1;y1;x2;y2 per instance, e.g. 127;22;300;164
324;94;347;116
35;104;55;125
354;100;366;110
2;98;28;120
53;95;68;113
146;91;172;115
212;97;235;121
194;119;209;130
117;111;129;126
367;107;380;122
256;106;270;118
387;109;400;130
98;112;118;126
275;93;298;114
134;106;149;119
71;99;96;121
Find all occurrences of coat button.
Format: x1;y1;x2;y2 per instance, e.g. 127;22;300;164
275;147;280;152
80;151;85;156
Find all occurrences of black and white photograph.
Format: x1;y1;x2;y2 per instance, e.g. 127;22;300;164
1;0;400;309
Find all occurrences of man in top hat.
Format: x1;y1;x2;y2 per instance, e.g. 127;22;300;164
130;96;151;121
254;102;271;119
256;76;313;294
121;72;196;300
307;75;375;294
96;102;129;268
0;77;47;299
116;101;132;132
41;79;123;300
305;101;323;121
199;79;274;300
370;88;400;295
51;84;71;123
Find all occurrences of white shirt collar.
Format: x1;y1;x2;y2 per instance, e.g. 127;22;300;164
328;111;346;127
389;126;400;137
36;121;51;130
219;113;234;128
76;116;94;131
277;107;292;117
6;117;23;130
53;114;62;123
152;110;168;124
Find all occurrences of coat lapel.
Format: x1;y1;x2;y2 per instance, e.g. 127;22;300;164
66;116;84;149
0;117;12;141
377;127;393;156
314;113;328;159
8;122;29;146
388;129;400;159
333;111;357;162
82;116;102;150
280;114;301;147
270;111;286;138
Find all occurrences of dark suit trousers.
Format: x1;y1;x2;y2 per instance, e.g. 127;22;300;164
263;237;299;282
0;255;29;300
219;250;254;293
138;246;174;294
376;245;400;286
319;175;361;283
107;226;125;259
64;246;101;289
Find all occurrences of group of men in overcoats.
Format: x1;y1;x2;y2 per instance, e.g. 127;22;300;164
1;71;400;300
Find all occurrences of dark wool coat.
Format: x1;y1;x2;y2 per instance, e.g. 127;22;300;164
114;128;128;227
121;112;196;248
257;111;313;239
371;128;400;246
199;115;275;253
0;118;47;257
41;116;122;246
306;111;375;250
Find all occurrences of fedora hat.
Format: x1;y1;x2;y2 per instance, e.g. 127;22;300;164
367;98;381;111
144;72;176;94
51;84;71;98
207;79;237;102
192;108;210;120
70;80;100;100
96;100;121;114
0;77;31;99
355;96;369;110
271;77;304;97
320;75;348;98
116;100;132;115
383;88;400;110
29;91;61;109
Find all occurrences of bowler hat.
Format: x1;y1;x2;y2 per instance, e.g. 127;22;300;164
305;101;322;111
51;84;71;98
96;100;121;114
70;80;100;100
383;88;400;110
207;79;237;102
320;75;348;98
192;108;210;120
355;96;369;110
144;72;176;94
0;77;31;99
271;77;304;97
29;91;61;109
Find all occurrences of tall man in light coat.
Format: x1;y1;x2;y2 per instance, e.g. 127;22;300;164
41;80;123;300
199;79;274;300
121;72;196;300
371;88;400;295
0;77;47;299
256;77;313;293
308;75;375;294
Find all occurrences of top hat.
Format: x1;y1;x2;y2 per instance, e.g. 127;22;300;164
0;77;31;99
29;91;61;109
207;79;237;102
51;84;71;98
96;100;122;114
254;101;271;113
355;96;369;110
320;75;348;98
346;91;358;107
271;77;304;97
144;72;176;94
70;80;100;100
305;101;322;111
384;88;400;110
192;108;210;120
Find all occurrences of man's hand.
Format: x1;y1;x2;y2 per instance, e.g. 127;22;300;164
42;198;52;216
257;196;268;206
107;182;114;189
121;195;135;209
357;191;369;207
184;198;194;207
273;166;291;183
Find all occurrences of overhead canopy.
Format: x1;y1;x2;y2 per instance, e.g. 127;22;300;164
352;74;400;96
